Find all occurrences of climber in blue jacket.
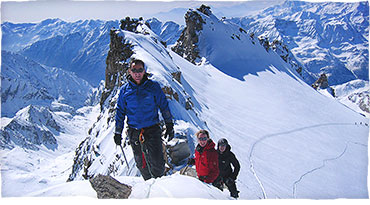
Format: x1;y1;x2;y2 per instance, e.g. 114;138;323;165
114;59;174;180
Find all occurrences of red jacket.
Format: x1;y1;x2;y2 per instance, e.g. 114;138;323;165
194;140;219;183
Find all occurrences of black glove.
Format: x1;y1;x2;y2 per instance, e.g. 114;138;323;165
187;158;195;166
164;123;174;141
114;133;122;145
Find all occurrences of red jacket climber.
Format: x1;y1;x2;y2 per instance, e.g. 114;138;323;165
189;129;219;184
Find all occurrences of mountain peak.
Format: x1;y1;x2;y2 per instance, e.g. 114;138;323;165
1;105;59;150
196;4;213;16
171;6;207;64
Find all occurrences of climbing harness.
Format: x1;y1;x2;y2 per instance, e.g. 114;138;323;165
139;128;155;178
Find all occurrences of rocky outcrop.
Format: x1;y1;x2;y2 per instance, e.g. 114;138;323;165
172;5;208;64
67;136;92;181
196;4;212;16
312;73;329;89
171;71;182;84
120;17;142;32
249;35;310;82
104;30;133;91
103;17;151;107
89;174;132;199
312;73;335;96
348;91;370;114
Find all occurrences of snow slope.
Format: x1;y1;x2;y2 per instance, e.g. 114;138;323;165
168;9;368;199
0;105;100;197
1;3;369;200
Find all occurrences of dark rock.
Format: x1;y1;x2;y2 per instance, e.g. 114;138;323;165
312;73;329;89
104;29;133;91
120;17;142;33
171;7;205;64
171;71;182;84
167;138;191;166
196;4;212;16
89;174;132;199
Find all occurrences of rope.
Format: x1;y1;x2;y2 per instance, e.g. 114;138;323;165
139;128;155;178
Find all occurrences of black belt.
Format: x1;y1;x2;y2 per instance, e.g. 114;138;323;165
128;123;159;131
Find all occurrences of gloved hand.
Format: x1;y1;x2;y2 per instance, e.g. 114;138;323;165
114;133;122;145
164;123;174;141
187;158;195;165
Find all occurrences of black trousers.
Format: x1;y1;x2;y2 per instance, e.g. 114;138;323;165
214;176;239;195
128;124;165;180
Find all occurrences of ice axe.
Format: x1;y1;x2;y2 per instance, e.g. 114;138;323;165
119;144;130;170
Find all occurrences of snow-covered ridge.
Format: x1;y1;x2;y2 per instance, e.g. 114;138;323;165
1;2;369;200
67;20;205;182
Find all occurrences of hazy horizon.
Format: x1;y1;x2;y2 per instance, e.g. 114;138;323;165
1;0;284;24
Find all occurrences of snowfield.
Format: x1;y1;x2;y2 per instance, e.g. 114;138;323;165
1;1;369;202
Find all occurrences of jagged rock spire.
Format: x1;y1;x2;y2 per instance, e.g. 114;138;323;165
197;4;212;16
171;6;209;64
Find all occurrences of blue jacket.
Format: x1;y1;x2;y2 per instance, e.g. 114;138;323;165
115;76;173;133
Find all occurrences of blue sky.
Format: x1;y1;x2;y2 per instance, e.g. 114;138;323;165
1;0;282;24
1;0;359;24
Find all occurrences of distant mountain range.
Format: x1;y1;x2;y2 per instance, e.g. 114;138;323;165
0;1;369;199
1;51;93;117
230;0;369;85
2;1;367;87
1;18;183;86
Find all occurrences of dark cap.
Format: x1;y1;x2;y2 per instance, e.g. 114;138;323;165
218;138;228;146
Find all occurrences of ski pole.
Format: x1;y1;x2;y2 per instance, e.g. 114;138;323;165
119;144;130;170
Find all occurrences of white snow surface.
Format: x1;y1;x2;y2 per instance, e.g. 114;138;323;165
1;4;369;201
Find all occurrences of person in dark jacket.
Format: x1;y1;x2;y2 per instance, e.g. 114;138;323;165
188;130;219;184
114;59;174;180
214;138;240;198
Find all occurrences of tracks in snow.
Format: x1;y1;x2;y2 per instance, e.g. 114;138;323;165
248;122;365;199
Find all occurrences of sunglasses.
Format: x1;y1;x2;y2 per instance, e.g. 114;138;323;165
131;67;145;73
198;137;208;141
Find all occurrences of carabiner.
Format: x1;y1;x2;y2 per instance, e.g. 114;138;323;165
139;128;145;143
